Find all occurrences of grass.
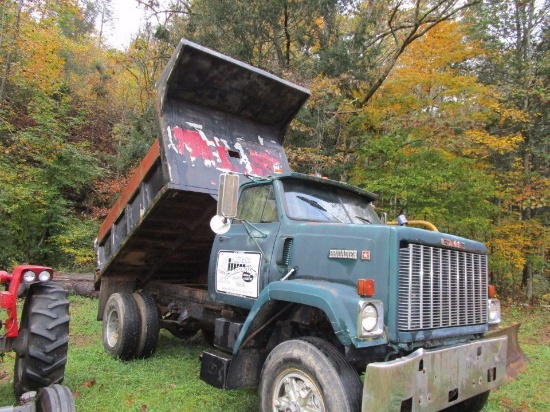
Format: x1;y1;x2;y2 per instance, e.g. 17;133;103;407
483;304;550;412
0;296;547;411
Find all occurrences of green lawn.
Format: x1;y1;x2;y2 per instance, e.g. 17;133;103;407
483;305;550;412
0;296;547;411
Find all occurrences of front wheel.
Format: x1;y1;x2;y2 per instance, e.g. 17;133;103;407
14;282;70;398
259;337;362;412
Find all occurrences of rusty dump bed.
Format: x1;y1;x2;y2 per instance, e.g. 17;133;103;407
95;39;310;286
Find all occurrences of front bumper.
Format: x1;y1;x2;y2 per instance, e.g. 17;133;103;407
362;336;507;411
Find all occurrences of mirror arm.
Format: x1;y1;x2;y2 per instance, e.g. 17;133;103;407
238;219;268;261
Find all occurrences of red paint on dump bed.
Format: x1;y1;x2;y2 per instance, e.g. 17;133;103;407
172;127;283;176
248;149;281;176
97;140;160;244
172;127;237;172
173;128;216;163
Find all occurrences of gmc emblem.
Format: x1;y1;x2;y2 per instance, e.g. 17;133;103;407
441;238;465;249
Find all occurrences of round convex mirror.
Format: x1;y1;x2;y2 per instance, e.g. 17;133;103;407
210;215;231;234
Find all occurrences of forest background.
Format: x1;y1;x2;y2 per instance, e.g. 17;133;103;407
0;0;548;303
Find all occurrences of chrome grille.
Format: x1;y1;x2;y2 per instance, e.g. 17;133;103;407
398;243;487;331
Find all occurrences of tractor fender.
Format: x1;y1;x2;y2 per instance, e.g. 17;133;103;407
232;279;387;354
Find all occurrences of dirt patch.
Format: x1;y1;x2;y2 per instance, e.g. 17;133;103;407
500;397;531;412
70;333;95;347
541;319;550;346
0;369;11;385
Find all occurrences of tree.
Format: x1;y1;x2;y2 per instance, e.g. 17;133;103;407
0;0;23;102
0;0;120;269
346;21;502;238
346;0;482;105
468;0;550;302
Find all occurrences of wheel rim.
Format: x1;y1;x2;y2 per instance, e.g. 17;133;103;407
106;307;120;347
272;369;325;412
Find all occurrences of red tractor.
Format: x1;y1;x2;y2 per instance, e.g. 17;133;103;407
0;265;73;411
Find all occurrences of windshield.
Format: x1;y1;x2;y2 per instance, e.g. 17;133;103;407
282;179;382;224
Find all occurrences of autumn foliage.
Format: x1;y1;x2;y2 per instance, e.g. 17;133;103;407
0;0;548;302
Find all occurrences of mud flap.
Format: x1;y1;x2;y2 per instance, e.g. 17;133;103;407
484;323;528;381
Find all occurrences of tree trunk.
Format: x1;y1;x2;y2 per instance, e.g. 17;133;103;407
53;273;97;297
0;0;23;102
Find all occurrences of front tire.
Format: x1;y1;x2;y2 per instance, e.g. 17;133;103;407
14;282;70;398
103;292;141;360
259;337;362;412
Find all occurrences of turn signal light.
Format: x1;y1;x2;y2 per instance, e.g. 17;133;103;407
488;285;496;298
358;279;375;297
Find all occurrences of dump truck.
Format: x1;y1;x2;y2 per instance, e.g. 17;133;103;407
94;39;519;411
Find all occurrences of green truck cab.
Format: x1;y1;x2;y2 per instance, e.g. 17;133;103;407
95;39;507;411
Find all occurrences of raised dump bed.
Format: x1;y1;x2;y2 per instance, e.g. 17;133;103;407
94;39;310;288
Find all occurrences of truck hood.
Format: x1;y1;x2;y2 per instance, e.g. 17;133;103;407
285;223;486;286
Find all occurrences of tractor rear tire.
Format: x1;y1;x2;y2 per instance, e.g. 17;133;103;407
132;291;160;358
103;292;141;360
14;282;70;398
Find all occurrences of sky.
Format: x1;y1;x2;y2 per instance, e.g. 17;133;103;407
105;0;146;49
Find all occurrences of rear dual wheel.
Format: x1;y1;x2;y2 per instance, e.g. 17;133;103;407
133;292;160;358
103;291;159;360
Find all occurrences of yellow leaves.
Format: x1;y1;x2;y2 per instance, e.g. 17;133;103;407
517;179;550;210
488;221;532;272
489;219;550;273
400;21;483;71
15;20;66;93
462;130;522;157
309;74;343;101
362;20;497;142
287;147;345;170
498;107;530;124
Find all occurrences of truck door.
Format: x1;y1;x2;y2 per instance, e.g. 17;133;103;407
209;182;280;308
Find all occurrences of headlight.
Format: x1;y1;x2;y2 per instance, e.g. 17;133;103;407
38;270;51;282
361;304;378;332
23;270;36;283
358;301;384;337
487;299;501;324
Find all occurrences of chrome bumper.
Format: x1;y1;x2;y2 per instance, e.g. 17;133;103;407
362;336;507;411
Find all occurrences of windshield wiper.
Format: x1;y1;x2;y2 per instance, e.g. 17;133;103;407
296;196;343;223
297;195;327;211
355;215;372;224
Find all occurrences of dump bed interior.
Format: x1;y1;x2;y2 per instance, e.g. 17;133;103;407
95;39;310;287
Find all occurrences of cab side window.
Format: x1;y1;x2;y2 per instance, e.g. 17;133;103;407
237;184;278;223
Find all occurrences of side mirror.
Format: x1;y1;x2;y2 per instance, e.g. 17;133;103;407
211;173;239;235
217;173;239;218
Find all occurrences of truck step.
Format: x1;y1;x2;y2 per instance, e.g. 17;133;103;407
214;317;244;353
200;349;232;389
